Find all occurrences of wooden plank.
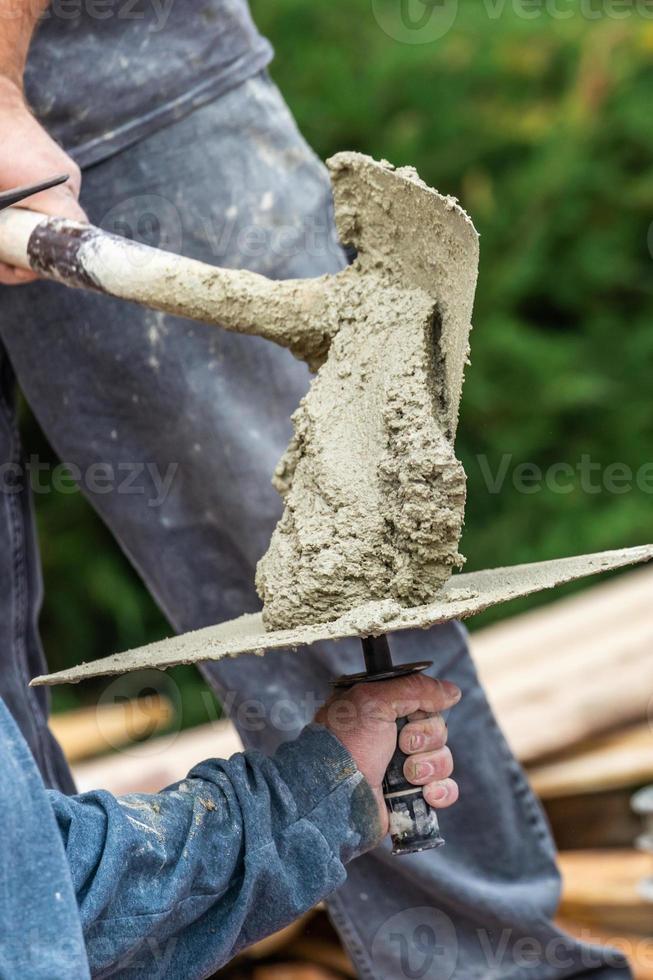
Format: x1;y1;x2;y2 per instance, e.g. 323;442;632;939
543;789;640;851
471;564;653;678
557;919;653;980
558;850;653;935
51;695;173;763
246;913;315;962
252;966;341;980
529;723;653;799
285;939;356;979
72;720;243;795
469;565;653;762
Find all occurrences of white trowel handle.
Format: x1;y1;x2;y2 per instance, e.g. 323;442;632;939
0;207;329;367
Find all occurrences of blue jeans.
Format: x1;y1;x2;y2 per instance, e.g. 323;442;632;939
0;72;629;979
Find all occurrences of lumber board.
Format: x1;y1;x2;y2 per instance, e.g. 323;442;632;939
543;790;640;851
470;564;653;762
72;720;243;795
559;850;653;935
252;966;341;980
557;919;653;980
529;723;653;799
51;695;172;762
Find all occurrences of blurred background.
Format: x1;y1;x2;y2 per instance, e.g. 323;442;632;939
23;2;653;975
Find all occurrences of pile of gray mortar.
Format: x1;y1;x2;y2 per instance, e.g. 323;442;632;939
256;154;479;631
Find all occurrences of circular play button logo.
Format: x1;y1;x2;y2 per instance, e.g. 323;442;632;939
371;906;458;978
371;0;460;44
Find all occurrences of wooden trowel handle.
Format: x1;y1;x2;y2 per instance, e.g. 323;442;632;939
0;207;329;367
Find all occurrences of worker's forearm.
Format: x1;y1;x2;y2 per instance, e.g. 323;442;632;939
48;724;381;976
0;0;48;90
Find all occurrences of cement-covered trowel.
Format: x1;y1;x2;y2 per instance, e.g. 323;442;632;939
2;155;651;855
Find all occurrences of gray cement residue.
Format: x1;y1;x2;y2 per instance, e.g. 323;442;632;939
256;153;479;630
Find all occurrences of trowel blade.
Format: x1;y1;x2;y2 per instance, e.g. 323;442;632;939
31;545;653;687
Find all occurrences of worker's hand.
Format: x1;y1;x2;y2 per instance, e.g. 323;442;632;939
315;673;461;836
0;77;87;286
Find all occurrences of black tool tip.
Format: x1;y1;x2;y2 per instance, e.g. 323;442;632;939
0;174;69;212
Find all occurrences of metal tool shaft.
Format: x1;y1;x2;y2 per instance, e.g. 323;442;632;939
0;175;69;212
362;634;393;675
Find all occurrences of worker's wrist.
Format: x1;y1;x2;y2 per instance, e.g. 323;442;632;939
273;723;384;862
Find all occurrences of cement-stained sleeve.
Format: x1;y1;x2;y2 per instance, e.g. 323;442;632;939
48;723;380;976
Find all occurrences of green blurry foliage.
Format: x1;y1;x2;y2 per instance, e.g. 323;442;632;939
24;0;653;712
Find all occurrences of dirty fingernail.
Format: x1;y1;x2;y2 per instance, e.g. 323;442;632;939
414;762;431;779
409;734;424;751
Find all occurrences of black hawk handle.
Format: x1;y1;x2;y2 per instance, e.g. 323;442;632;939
335;634;445;855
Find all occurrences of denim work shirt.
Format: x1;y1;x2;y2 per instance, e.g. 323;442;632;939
0;699;380;978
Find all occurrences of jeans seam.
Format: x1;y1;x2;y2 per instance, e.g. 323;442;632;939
326;891;378;980
0;378;58;788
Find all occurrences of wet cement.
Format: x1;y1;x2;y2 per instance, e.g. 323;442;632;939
256;154;479;630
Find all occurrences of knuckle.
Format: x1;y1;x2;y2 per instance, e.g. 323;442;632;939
349;684;381;721
349;683;371;706
400;673;427;695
